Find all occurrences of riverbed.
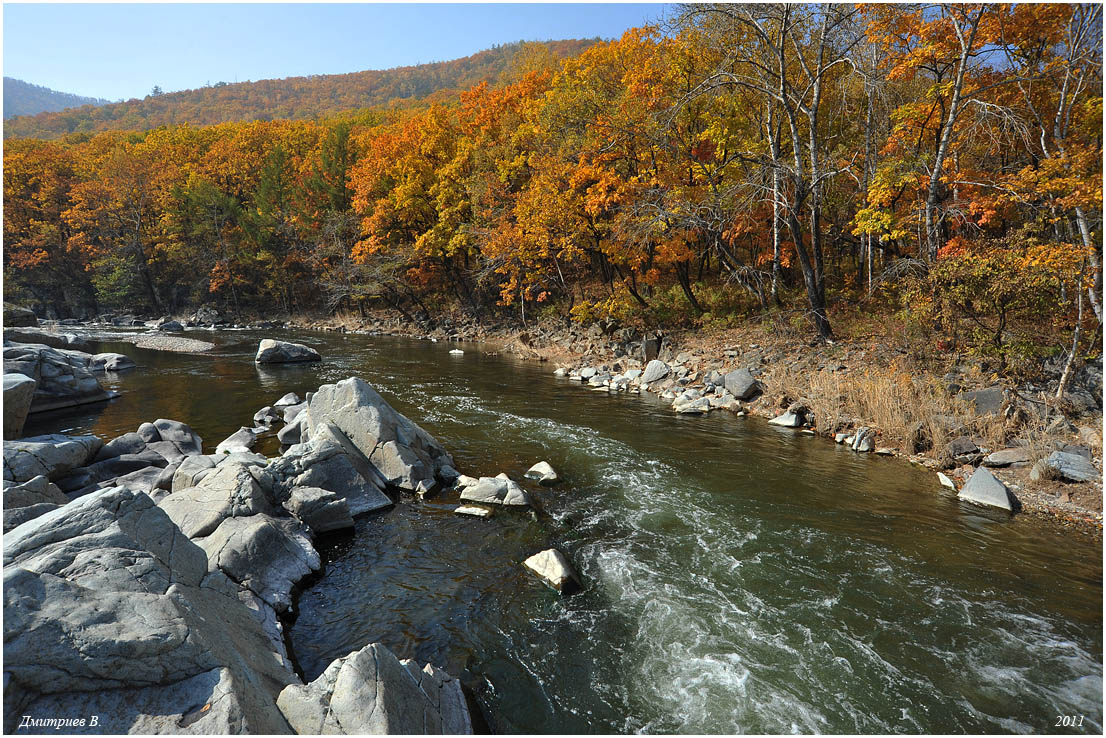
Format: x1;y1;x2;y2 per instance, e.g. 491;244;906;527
26;328;1104;734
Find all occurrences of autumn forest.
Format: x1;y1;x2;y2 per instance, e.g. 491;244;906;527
4;3;1102;374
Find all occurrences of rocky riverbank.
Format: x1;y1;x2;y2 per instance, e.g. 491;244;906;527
286;309;1104;535
2;375;486;734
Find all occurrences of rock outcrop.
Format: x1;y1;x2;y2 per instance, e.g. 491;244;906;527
276;642;471;734
3;342;115;413
3;487;297;734
303;378;454;493
3;373;36;439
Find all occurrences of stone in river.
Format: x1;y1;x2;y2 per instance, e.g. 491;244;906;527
523;548;581;594
254;339;322;364
958;467;1016;512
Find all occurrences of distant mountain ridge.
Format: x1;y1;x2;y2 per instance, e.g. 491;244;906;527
4;78;110;119
3;39;598;140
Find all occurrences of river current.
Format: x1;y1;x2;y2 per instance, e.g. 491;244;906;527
27;328;1103;734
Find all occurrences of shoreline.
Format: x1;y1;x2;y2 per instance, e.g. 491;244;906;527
282;310;1104;537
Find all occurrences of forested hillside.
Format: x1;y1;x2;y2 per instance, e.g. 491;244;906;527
2;40;596;139
4;4;1101;378
3;78;109;119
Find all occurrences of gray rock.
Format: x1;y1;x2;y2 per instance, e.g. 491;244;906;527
982;448;1033;467
283;401;308;423
958;467;1015;511
173;454;218;491
454;505;493;518
768;409;804;428
267;432;392;516
90;352;135;372
274;392;301;407
579;367;597;380
3;475;67;509
198;514;319;612
851;427;874;452
93;431;148;461
3;434;102;483
305;377;453;492
523;548;581;594
1038;451;1099;483
3;502;59;532
937;472;957;490
3;487;296;733
723;368;760;401
946;436;979;457
159;461;275;538
284;486;354;533
277;414;305;445
152;418;203;455
458;475;530;506
255;339;321;364
216;427;258;456
525;461;559;486
3;373;36;439
158;320;184;332
276;642;470;734
959;386;1005;415
253;406;283;427
3;343;112;413
640;359;670;384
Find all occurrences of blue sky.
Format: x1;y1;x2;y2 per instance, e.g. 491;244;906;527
3;3;668;101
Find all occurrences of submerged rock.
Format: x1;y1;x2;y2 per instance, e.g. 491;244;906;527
454;505;493;518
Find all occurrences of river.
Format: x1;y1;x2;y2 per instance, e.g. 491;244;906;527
26;327;1103;734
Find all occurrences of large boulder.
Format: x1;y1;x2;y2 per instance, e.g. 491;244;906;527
159;461;275;539
640;359;670;385
283;486;354;534
958;386;1005;416
3;342;113;413
3;303;37;327
255;339;321;364
197;514;319;612
216;427;259;456
723;368;761;401
304;377;454;492
958;467;1016;512
3;475;67;510
3;487;296;734
1032;451;1099;483
523;548;581;594
3;434;102;484
3;373;36;439
276;642;471;734
267;431;392;516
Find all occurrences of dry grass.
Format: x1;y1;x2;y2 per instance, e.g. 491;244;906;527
773;362;1008;457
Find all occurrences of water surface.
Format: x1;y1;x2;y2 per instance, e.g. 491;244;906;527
28;328;1103;734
